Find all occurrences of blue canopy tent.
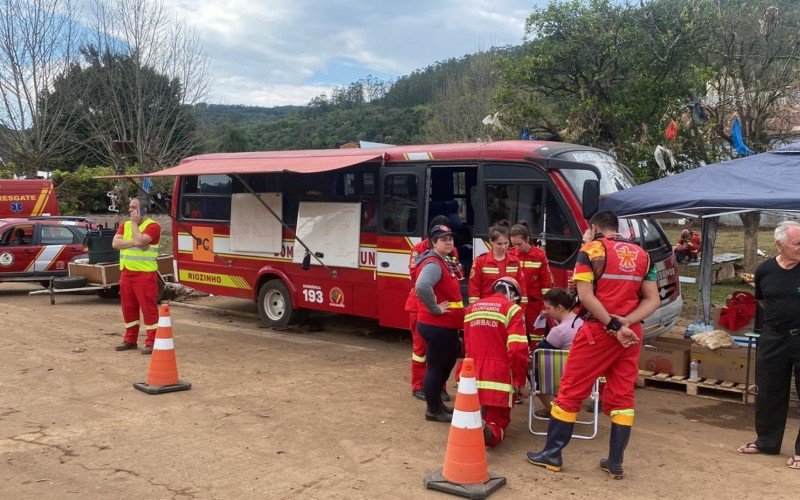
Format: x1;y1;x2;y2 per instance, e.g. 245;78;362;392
600;144;800;321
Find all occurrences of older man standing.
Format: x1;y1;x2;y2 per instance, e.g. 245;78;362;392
739;220;800;470
112;196;161;355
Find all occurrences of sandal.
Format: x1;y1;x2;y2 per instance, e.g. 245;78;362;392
787;456;800;469
737;443;762;454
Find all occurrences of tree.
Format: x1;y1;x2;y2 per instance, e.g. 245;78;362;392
0;0;83;177
689;1;800;271
423;50;515;143
83;0;210;173
498;0;705;169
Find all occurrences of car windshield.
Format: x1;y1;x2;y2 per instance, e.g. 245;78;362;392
617;217;670;251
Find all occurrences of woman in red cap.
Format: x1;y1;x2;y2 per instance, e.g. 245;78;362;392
414;224;465;422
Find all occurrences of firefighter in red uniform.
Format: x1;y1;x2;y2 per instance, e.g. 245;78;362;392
112;196;162;355
469;221;527;305
526;211;660;479
509;221;554;341
414;224;466;422
464;277;529;447
406;216;458;401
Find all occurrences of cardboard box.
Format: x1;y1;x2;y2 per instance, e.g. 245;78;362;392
639;337;693;376
710;306;755;337
690;344;756;385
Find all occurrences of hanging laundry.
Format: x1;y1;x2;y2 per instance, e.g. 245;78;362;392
519;126;530;140
654;145;676;171
731;118;756;156
686;94;708;124
665;119;679;141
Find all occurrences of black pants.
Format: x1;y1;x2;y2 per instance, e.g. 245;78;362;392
417;322;460;412
754;325;800;455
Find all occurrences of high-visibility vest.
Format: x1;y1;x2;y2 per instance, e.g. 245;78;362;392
119;219;159;272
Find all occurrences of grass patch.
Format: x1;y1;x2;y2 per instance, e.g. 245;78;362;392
662;225;774;320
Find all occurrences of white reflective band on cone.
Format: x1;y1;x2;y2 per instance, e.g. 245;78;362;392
451;409;483;429
153;338;174;350
158;316;172;327
458;376;478;395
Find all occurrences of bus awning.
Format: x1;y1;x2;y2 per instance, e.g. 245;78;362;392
98;151;384;178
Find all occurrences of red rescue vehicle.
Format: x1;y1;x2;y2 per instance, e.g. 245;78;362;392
132;141;681;340
0;179;59;218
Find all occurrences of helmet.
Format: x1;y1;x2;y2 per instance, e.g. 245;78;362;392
492;277;522;303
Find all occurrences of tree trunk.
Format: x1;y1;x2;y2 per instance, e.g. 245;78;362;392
740;211;761;273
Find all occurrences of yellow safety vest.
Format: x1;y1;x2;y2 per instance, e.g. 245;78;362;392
119;219;159;272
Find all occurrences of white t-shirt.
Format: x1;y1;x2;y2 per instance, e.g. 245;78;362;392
545;315;583;350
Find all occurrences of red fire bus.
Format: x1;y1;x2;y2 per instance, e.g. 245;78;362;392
147;141;681;339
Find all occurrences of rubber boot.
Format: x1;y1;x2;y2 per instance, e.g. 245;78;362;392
600;423;631;479
525;416;574;472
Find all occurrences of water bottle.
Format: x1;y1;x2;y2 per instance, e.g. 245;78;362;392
690;360;699;380
685;320;696;339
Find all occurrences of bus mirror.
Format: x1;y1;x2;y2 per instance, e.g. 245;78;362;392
301;252;311;270
582;179;600;220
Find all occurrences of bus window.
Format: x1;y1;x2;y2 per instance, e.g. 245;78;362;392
180;175;232;221
485;183;544;228
382;174;419;234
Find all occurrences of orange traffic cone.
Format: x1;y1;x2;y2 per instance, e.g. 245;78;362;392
424;358;506;498
133;304;191;395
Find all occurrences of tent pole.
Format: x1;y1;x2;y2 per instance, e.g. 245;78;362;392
698;216;719;324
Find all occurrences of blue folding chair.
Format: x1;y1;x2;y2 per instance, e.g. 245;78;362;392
528;348;600;440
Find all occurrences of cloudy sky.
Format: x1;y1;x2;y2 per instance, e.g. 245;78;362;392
164;0;541;107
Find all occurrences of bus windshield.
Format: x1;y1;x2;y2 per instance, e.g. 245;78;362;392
556;150;670;252
556;150;634;198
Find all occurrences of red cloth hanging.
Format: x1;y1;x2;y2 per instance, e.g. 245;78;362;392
665;119;679;141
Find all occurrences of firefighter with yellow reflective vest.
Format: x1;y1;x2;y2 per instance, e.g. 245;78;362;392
525;211;660;479
463;276;530;447
112;197;162;355
468;221;527;306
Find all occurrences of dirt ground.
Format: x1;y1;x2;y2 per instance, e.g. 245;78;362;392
1;284;798;499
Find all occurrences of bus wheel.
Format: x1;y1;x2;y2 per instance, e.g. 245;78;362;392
258;279;299;327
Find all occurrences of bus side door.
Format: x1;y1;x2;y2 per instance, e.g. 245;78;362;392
376;164;427;330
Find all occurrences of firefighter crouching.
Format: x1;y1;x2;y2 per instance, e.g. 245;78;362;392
406;216;457;402
414;224;465;423
526;211;660;479
464;276;529;447
112;196;162;355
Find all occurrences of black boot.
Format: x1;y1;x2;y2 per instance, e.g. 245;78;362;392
600;423;631;479
425;402;452;422
526;417;574;472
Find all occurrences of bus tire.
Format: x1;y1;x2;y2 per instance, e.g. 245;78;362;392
258;279;299;327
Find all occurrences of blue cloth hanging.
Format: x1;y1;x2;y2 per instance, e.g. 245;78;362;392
142;176;152;193
520;127;530;140
731;118;755;156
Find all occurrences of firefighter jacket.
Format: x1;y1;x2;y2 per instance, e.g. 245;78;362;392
415;251;465;329
119;219;159;273
464;293;529;408
468;252;527;304
405;240;459;312
573;235;654;318
510;245;553;307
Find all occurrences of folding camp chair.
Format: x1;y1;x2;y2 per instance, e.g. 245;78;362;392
528;348;599;440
